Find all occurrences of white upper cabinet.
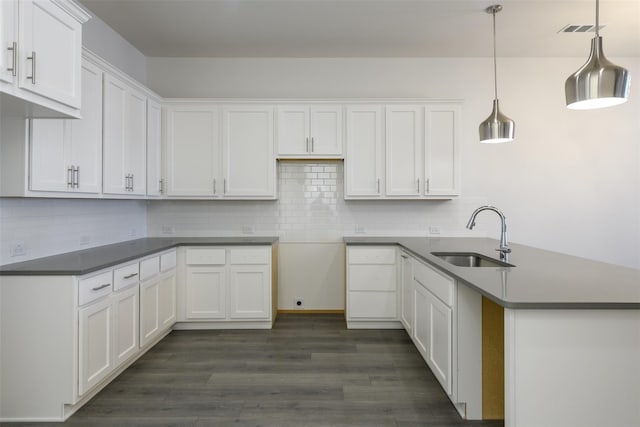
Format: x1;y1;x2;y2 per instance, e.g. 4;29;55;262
277;105;342;157
1;0;89;118
424;104;461;197
146;99;163;197
103;74;147;196
345;102;462;200
0;0;17;85
165;104;220;197
28;59;103;194
385;105;423;197
344;105;384;198
222;105;276;198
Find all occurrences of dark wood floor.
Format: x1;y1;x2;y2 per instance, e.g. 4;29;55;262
5;314;504;426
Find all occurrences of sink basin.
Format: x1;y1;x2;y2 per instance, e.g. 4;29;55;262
431;252;514;268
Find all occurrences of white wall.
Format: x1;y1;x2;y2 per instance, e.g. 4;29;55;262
146;56;640;271
0;199;146;265
82;14;147;84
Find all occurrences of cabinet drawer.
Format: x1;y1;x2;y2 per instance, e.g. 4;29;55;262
229;248;269;265
113;263;140;291
78;271;113;306
348;265;396;291
348;291;397;319
186;248;226;265
160;250;177;271
348;247;396;264
413;260;454;306
140;256;160;281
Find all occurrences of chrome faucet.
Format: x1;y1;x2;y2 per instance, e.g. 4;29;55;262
466;205;511;261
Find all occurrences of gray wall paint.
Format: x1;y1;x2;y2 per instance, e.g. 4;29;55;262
82;14;147;84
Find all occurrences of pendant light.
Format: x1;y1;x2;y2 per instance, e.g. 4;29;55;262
565;0;630;109
479;5;515;143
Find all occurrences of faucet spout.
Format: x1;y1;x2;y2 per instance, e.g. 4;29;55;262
466;205;511;261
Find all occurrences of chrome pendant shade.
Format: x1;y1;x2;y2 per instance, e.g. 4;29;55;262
565;0;631;109
479;99;515;143
479;5;514;143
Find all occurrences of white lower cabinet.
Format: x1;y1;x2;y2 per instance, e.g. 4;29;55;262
78;295;113;396
181;246;273;326
346;246;400;328
140;251;177;348
414;278;452;394
113;284;140;367
399;251;414;334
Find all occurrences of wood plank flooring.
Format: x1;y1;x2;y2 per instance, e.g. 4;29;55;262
4;314;504;427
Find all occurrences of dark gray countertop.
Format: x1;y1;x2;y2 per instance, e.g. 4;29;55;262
0;237;279;276
345;236;640;309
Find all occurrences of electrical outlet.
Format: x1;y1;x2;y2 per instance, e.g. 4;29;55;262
161;225;175;235
10;242;26;257
294;297;304;309
79;235;91;246
354;226;366;234
128;229;137;238
241;226;254;235
428;226;441;235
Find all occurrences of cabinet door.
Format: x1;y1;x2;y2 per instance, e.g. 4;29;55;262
309;105;342;155
158;273;176;330
165;105;219;197
222;106;275;197
113;285;139;366
228;265;270;319
102;74;128;194
424;104;460;196
125;87;147;195
18;0;82;108
426;289;453;395
385;105;423;197
29;119;70;192
0;0;17;85
400;253;414;334
414;281;452;395
78;297;113;395
146;99;162;197
140;277;160;347
186;266;226;319
276;105;309;155
69;61;102;194
345;105;383;197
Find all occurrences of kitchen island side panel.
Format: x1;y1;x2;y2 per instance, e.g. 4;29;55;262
504;309;640;427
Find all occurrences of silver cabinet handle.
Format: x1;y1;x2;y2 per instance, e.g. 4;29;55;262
73;166;79;188
130;174;134;191
123;273;138;279
124;174;129;191
159;179;164;194
26;51;36;84
377;178;380;194
416;178;420;193
7;42;17;76
400;254;409;259
223;178;227;194
92;283;111;291
213;178;216;194
311;137;315;153
306;137;309;153
426;178;430;194
67;166;73;188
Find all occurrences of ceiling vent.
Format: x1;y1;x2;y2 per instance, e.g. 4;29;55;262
558;24;606;33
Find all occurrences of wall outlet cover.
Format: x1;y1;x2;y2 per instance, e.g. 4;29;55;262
10;242;27;257
161;225;176;235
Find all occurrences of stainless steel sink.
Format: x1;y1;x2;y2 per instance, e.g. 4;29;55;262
431;252;514;268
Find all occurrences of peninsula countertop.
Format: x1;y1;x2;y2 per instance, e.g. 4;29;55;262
0;237;279;276
344;236;640;309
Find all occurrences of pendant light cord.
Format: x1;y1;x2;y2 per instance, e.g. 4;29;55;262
595;0;600;37
492;7;498;100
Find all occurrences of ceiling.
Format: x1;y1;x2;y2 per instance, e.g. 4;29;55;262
79;0;640;58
